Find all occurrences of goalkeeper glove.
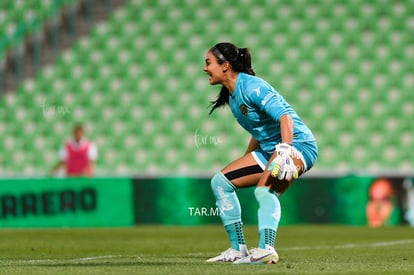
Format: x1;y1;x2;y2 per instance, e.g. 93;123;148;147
267;143;298;181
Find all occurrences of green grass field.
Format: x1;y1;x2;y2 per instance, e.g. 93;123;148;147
0;225;413;274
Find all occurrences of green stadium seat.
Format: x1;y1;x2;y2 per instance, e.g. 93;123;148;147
0;0;412;175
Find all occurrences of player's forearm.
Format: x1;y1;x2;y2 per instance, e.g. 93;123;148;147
279;114;294;144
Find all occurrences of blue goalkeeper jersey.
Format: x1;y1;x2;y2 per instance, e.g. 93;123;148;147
229;73;316;153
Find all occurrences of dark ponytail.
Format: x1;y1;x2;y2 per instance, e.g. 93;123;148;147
209;42;255;115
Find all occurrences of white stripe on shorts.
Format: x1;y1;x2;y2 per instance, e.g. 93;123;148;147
251;150;266;170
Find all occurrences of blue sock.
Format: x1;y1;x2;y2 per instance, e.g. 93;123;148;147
259;228;276;249
225;221;246;250
255;186;280;249
211;172;245;250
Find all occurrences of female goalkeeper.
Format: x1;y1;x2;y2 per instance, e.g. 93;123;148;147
204;42;318;264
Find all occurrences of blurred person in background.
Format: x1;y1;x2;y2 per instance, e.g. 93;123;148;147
366;178;399;227
203;42;318;264
51;124;98;177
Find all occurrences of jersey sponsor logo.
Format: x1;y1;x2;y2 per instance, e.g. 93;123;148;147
239;104;248;115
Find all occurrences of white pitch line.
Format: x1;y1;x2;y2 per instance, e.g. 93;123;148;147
2;240;414;266
78;255;124;261
0;255;127;266
280;239;414;251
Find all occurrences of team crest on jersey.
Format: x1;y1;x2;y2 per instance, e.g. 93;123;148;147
239;104;248;115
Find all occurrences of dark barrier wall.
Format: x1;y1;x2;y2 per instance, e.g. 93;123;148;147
0;178;134;227
133;176;411;226
0;176;411;227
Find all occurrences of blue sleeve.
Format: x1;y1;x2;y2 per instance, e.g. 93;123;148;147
248;84;289;122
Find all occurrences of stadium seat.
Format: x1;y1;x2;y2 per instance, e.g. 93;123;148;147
0;0;412;175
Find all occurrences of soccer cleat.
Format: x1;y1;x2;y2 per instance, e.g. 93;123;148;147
205;247;248;263
233;248;279;264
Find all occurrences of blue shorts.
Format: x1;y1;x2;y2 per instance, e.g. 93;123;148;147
251;141;318;173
